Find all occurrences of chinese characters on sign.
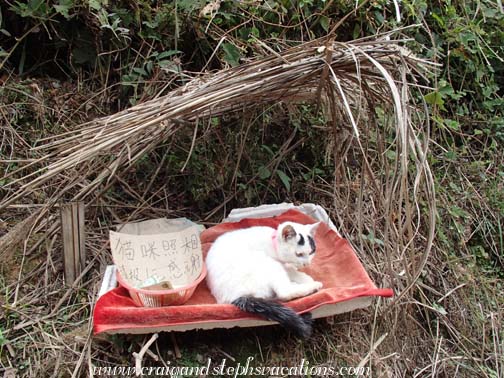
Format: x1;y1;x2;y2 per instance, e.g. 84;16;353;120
110;223;202;289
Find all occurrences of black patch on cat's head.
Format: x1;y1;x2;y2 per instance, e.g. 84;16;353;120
308;235;316;254
297;234;305;246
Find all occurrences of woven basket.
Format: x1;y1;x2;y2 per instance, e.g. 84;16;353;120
116;265;207;307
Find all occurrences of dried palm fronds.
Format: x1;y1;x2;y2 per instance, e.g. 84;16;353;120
2;34;433;207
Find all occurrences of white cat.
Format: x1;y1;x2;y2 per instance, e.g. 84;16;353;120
205;221;323;338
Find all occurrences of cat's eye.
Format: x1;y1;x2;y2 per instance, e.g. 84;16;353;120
296;252;304;257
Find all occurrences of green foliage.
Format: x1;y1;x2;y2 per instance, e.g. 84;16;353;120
410;1;503;140
276;170;291;192
0;328;6;347
1;0;348;84
222;43;241;67
380;0;504;277
361;231;385;247
9;0;51;19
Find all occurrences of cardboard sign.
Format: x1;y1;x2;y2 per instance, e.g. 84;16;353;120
110;218;203;289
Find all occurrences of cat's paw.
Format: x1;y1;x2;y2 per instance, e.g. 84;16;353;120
312;281;323;291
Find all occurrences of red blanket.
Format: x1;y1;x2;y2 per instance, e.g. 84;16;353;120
93;210;393;334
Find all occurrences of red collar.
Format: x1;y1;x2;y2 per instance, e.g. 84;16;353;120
271;229;279;254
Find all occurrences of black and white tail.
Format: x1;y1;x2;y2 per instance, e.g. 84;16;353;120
232;296;313;339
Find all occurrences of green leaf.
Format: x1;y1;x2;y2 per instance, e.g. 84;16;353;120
121;74;138;87
222;43;241;67
432;303;447;316
424;91;444;107
459;31;477;47
258;165;271;180
430;12;445;27
219;12;233;21
320;15;330;32
362;231;385;246
132;67;148;76
54;0;73;19
157;50;181;60
157;60;177;70
12;0;47;17
29;0;45;13
261;145;275;156
145;61;153;74
0;328;6;346
444;119;460;131
89;0;106;11
177;0;205;13
448;205;468;218
385;150;397;161
250;26;260;37
276;170;291;192
444;150;457;160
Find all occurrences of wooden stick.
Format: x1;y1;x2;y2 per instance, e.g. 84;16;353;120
170;332;182;359
133;333;159;376
61;202;86;285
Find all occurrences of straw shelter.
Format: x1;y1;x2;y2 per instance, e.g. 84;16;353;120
0;31;437;369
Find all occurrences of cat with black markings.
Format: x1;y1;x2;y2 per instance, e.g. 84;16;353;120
205;221;322;338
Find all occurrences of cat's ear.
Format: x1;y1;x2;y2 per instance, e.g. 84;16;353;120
281;224;297;241
309;222;321;235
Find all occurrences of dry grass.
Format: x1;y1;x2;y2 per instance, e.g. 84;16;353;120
1;30;502;378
